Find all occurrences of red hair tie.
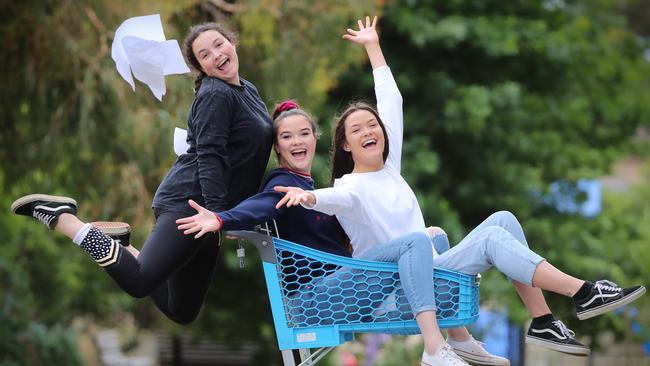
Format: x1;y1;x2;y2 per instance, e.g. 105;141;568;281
273;100;300;119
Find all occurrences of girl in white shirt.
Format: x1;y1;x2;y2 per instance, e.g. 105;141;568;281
275;16;645;366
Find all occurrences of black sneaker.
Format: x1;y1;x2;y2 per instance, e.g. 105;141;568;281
11;194;77;229
91;221;131;247
575;280;646;320
525;320;590;356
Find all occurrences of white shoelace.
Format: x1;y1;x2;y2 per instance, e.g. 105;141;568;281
552;320;575;339
33;211;55;227
594;280;621;294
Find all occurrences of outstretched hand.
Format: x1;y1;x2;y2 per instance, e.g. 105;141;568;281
176;199;222;238
274;186;316;209
343;15;379;46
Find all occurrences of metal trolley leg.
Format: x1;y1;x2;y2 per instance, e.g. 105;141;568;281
281;350;296;366
281;348;334;366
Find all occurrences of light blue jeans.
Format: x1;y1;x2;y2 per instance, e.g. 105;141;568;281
359;210;544;316
288;211;543;324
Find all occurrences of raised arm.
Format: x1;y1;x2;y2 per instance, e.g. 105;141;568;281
343;16;403;172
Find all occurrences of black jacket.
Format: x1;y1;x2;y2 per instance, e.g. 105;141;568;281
153;76;273;215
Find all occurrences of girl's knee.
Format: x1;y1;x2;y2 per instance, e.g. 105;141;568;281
481;226;512;249
492;210;518;224
425;227;449;253
425;226;446;238
126;286;155;299
405;232;432;254
483;225;509;237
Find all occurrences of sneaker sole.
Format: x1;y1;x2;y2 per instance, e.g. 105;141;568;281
525;336;590;356
11;194;77;213
90;221;131;235
453;348;510;365
577;286;646;320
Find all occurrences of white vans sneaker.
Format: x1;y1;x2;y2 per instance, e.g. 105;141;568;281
421;343;470;366
447;336;510;366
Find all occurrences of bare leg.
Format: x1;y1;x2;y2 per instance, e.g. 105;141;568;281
512;280;552;317
532;261;584;297
54;214;141;257
426;226;475;341
416;310;445;355
54;213;85;239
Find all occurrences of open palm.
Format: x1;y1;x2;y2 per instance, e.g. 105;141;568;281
176;199;222;238
343;16;379;45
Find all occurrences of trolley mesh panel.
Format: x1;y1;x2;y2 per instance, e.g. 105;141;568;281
274;239;479;330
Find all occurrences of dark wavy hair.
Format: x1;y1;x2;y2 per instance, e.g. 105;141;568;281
183;23;238;93
330;102;390;185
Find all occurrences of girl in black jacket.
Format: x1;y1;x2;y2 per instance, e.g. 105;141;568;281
11;22;273;325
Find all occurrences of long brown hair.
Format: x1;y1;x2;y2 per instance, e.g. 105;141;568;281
330;102;390;184
183;23;238;93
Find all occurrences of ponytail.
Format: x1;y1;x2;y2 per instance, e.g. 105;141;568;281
193;73;206;94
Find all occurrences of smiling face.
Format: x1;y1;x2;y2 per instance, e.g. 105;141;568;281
275;115;317;175
192;29;240;84
342;109;386;172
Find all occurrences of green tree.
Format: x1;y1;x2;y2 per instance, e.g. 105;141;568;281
2;0;649;364
0;0;377;364
323;0;650;343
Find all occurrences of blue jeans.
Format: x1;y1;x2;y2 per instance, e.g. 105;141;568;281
433;210;544;288
288;232;435;326
288;211;543;325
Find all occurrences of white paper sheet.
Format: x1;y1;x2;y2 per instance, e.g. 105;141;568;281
174;127;190;156
111;14;190;101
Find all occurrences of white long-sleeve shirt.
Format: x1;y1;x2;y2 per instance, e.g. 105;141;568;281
305;66;431;257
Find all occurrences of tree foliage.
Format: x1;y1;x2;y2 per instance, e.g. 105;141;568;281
1;0;649;364
323;0;650;345
0;0;376;363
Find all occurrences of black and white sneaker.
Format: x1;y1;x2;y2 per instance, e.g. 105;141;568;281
11;194;77;229
90;221;131;247
525;320;590;356
575;280;646;320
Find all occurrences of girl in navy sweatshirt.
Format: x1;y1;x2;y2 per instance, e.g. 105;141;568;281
176;100;349;259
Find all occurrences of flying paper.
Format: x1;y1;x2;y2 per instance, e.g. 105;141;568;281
174;127;190;156
111;14;190;101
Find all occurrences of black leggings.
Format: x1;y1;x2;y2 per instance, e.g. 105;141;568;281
105;210;220;324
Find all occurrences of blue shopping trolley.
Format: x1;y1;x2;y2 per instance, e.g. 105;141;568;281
229;230;481;366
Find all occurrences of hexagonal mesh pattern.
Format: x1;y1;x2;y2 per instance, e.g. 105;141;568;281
273;238;479;330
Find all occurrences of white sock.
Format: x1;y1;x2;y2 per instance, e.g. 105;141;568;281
72;223;92;245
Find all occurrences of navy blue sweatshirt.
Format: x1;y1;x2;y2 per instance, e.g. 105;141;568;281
219;167;350;258
153;76;273;215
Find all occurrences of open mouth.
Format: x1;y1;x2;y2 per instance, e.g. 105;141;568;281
362;139;377;149
217;58;230;71
291;148;307;159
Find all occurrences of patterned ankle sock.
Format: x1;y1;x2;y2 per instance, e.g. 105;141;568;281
79;227;120;268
